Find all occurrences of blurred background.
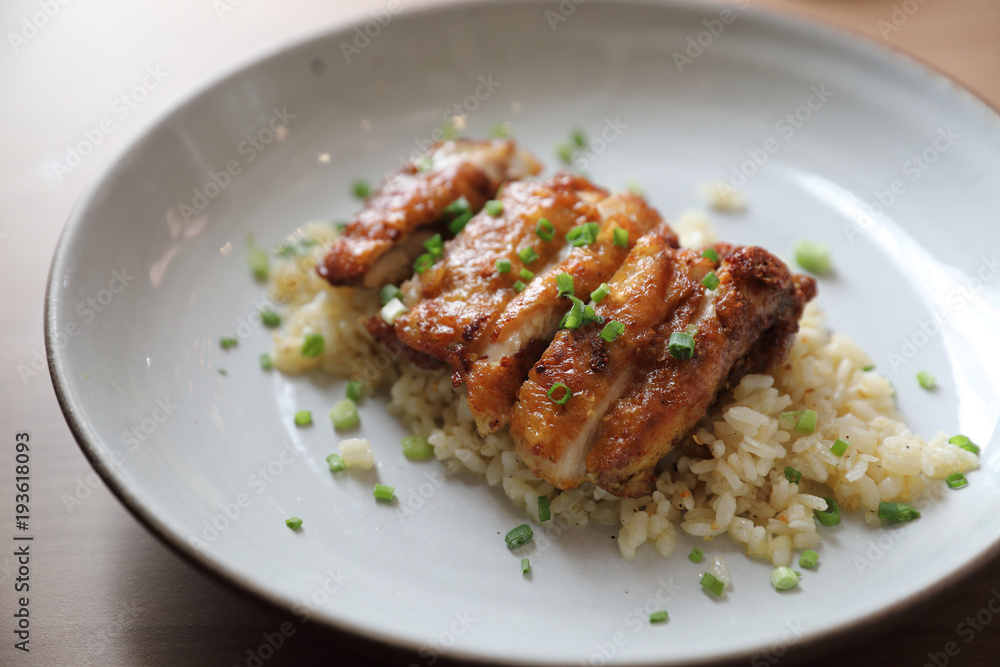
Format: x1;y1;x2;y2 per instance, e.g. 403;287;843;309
1;0;998;664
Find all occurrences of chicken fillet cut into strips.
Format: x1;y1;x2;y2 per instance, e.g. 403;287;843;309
512;241;816;497
393;173;674;435
509;226;700;491
317;138;541;288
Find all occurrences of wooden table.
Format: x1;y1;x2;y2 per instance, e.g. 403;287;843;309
1;0;996;664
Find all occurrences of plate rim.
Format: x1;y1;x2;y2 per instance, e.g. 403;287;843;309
44;1;1000;664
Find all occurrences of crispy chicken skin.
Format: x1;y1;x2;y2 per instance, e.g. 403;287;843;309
509;225;699;491
317;139;541;288
511;239;816;497
393;174;672;435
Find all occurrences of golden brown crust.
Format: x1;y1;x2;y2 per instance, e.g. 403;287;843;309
317;139;541;288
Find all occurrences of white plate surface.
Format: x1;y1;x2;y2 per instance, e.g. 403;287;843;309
47;1;1000;664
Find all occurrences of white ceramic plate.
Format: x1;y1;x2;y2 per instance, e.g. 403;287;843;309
47;1;1000;664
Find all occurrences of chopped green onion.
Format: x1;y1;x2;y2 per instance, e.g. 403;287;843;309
248;246;269;281
688;547;704;563
794;241;833;275
863;364;875;372
413;253;434;274
259;353;273;370
519;268;534;281
878;501;920;523
373;484;395;501
668;332;695;360
795;410;818;434
505;523;534;549
582;305;603;326
946;472;968;489
780;410;803;426
566;222;600;247
536;218;555;241
424;234;444;258
485;200;503;216
285;517;303;530
625;178;644;195
949;435;980;455
218;369;228;376
220;337;238;350
346;380;362;401
444;197;472;234
770;566;800;591
294;411;312;427
401;435;434;461
799;549;819;569
702;247;720;262
490;122;511;138
301;333;325;358
260;308;280;328
351;180;371;199
547;383;572;405
556;272;575;297
448;210;473;234
329;399;359;430
784;467;803;484
600;320;625;343
591;283;611;303
518;246;539;264
440;121;458;140
571;128;587;148
684;323;699;337
381;297;407;325
830;439;849;457
814;496;840;526
700;572;724;597
556;142;574;165
379;284;403;306
521;558;531;574
702;272;720;290
613;227;629;248
560;296;586;329
917;371;936;390
326;453;346;472
649;611;669;623
537;495;551;522
496;258;512;273
513;281;526;293
415;155;433;172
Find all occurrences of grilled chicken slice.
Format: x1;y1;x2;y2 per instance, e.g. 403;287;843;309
317;139;541;288
509;225;700;490
393;173;673;435
511;241;816;497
